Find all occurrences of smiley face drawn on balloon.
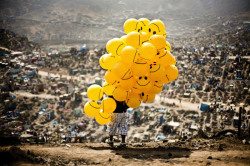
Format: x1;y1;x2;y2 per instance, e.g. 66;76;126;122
83;101;100;117
126;92;141;108
134;75;153;92
156;50;176;67
126;31;142;49
139;18;150;32
148;19;166;36
112;62;133;80
105;70;120;86
165;40;171;52
162;65;178;84
131;58;150;76
106;38;125;56
149;35;166;53
149;62;166;82
113;86;129;101
140;92;155;103
131;86;142;94
119;76;136;91
124;18;142;34
101;53;120;70
102;82;115;96
120;46;139;67
148;82;163;94
95;111;111;125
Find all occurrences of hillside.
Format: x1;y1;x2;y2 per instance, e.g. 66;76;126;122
0;0;249;46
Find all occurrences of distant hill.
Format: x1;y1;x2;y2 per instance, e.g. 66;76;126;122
0;0;249;46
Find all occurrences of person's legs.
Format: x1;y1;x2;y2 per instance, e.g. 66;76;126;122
118;113;128;148
110;135;113;142
107;113;118;146
121;135;126;144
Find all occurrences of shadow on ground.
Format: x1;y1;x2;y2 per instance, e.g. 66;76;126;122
89;145;192;160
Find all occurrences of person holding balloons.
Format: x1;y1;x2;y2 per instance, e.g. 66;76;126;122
107;96;129;148
84;17;179;147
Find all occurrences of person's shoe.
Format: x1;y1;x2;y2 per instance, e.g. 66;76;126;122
117;143;127;149
107;141;114;147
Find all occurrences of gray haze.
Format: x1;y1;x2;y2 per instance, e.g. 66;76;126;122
0;0;249;46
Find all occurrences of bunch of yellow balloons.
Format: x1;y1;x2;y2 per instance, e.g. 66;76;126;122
84;18;178;125
83;84;117;125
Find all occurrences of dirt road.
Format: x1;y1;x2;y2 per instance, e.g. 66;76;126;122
1;141;249;166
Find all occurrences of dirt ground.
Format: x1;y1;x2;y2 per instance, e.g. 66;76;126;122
1;138;250;166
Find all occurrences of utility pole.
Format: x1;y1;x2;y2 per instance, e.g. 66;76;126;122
238;107;242;139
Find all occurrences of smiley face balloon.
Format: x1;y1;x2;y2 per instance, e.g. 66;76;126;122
87;84;103;101
102;82;115;96
149;62;166;83
112;62;133;80
124;18;142;34
120;46;139;67
106;38;125;56
139;18;150;32
113;86;129;101
126;93;141;108
101;97;117;114
148;19;166;36
105;70;120;86
148;82;163;94
83;101;100;117
101;53;120;70
131;58;150;76
156;50;176;67
126;31;142;49
139;42;157;61
134;75;153;92
95;111;111;125
164;65;179;84
141;92;156;103
149;35;166;53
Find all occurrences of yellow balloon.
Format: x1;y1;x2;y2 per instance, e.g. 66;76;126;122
149;35;166;52
126;31;142;48
134;75;153;92
87;84;103;101
101;97;117;114
131;58;150;76
99;54;108;69
106;38;125;56
163;31;167;38
105;70;120;86
83;101;100;117
102;82;115;96
156;50;176;67
149;63;166;82
148;19;166;36
113;86;129;101
112;62;133;79
119;76;136;91
120;35;127;44
124;18;142;34
141;92;155;103
164;65;179;84
140;31;150;44
139;42;157;61
120;46;138;67
165;41;171;52
95;111;111;125
139;18;150;32
102;53;120;70
148;82;163;94
126;93;141;108
131;86;142;94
